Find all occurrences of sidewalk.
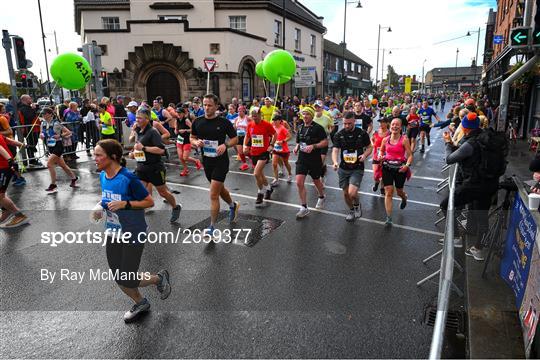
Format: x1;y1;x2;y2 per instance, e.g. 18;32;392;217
465;139;533;359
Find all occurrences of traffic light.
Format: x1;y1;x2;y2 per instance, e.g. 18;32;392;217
533;3;540;47
12;36;27;69
21;74;27;88
101;71;108;88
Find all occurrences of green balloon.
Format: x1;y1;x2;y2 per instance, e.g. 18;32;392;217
262;50;296;84
50;53;92;90
255;61;265;79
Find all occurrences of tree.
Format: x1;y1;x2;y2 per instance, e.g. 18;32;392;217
0;82;11;98
387;65;399;88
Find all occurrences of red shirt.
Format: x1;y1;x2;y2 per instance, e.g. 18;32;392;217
247;120;276;156
0;134;13;170
273;125;289;153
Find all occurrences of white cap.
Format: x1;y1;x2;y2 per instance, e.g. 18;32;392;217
314;100;324;107
127;101;138;107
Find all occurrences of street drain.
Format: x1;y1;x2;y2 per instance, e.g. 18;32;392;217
423;305;466;335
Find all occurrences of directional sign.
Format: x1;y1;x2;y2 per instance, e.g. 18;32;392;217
203;57;217;72
510;27;531;48
533;28;540;47
493;35;503;44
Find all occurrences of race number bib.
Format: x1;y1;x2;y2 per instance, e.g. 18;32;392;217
133;150;146;162
299;142;308;152
176;134;184;143
252;135;264;148
355;119;362;129
274;143;283;152
47;138;57;147
237;128;246;136
203;140;219;157
343;150;358;164
105;209;122;232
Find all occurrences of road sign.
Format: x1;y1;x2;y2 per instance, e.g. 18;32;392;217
510;27;531;48
203;57;217;72
293;67;316;88
533;28;540;47
493;35;503;44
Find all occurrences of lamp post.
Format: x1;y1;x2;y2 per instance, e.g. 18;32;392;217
466;28;481;89
375;24;391;92
454;48;459;92
341;0;362;96
421;59;427;94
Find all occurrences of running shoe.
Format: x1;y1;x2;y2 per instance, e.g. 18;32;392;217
438;237;463;248
384;216;393;227
70;176;79;188
427;137;431;146
372;182;379;192
270;179;279;187
400;196;407;210
0;213;29;228
345;211;355;222
354;204;362;218
170;204;182;223
156;269;171;300
278;170;284;177
195;160;203;171
180;169;189;176
0;210;11;224
315;196;325;209
380;187;385;196
264;187;273;200
255;193;264;206
465;246;485;261
239;163;249;171
45;184;58;194
13;177;26;186
123;298;150;323
229;201;240;223
204;225;216;238
286;175;292;183
296;207;310;219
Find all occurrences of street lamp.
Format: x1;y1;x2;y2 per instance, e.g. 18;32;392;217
421;59;427;94
376;24;392;92
454;48;459;92
380;49;392;91
466;27;481;89
341;0;362;96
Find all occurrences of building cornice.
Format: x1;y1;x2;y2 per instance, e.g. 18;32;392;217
149;2;194;10
74;3;130;34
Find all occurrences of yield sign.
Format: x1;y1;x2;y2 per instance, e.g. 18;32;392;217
203;58;217;72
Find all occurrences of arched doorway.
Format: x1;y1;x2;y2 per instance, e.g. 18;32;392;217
241;66;253;102
146;70;180;105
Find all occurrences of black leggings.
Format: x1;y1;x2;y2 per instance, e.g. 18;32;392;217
105;236;145;288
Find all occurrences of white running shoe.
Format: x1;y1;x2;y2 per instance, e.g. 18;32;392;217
315;197;325;209
296;207;310;219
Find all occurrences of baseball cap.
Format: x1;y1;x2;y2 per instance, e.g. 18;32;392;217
461;112;479;129
314;100;323;107
127;101;138;107
264;97;273;102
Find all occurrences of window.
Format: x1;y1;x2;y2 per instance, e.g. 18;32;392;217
344;60;348;72
310;35;316;55
335;58;339;71
274;20;282;46
229;16;246;32
294;28;301;51
98;44;108;56
158;15;187;21
351;62;355;73
357;65;362;74
242;66;253;102
210;43;220;55
101;17;120;30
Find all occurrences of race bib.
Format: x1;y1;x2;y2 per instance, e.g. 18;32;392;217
343;150;358;164
203;140;219;157
133;150;146;162
176;134;184;143
105;209;122;233
252;135;264;148
47;138;57;147
274;143;283;152
237;129;246;136
355;119;362;129
300;142;308;152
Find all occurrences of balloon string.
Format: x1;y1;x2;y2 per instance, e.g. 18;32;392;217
269;78;281;123
262;78;267;97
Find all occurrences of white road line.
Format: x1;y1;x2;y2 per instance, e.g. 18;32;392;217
166;181;444;237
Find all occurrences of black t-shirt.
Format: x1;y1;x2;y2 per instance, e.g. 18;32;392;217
333;128;371;170
353;112;372;132
114;104;128;119
134;124;165;169
191;115;237;161
296;122;327;163
378;101;388;109
175;117;191;144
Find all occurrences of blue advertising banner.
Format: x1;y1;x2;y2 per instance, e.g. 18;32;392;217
494;35;503;44
500;193;538;308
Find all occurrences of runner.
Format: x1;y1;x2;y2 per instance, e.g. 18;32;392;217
152;100;174;142
332;112;372;222
418;100;441;153
175;103;202;177
0;133;28;228
271;114;293;185
234;105;252;171
406;105;420;152
128;108;182;223
313;100;334;184
328;102;342;142
243;107;276;206
371;116;390;195
225;104;238;125
91;139;171;323
379;118;413;226
260;97;278;123
40;107;79;194
190;93;240;234
353;101;374;134
294;107;328;218
98;103;116;140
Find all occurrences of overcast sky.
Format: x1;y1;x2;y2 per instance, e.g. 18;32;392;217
1;0;496;85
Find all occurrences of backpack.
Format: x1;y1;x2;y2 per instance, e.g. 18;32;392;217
475;128;508;180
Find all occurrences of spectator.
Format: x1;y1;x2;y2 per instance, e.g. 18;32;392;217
82;103;99;154
0;103;25;186
57;100;69;120
114;96;128;143
18;95;40;166
126;101;138;128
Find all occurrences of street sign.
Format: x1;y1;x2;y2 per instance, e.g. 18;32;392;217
533;28;540;47
510;27;531;48
493;35;503;44
294;67;316;88
203;57;217;72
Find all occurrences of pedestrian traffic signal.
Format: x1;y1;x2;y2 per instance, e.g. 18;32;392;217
21;74;27;87
534;5;540;47
100;71;108;88
12;36;28;69
510;27;531;48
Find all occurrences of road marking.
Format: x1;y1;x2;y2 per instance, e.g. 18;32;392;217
166;181;444;237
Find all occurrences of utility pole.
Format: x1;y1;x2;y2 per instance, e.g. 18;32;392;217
2;30;19;120
37;0;51;94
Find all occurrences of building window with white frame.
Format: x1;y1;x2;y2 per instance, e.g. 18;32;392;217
294;28;301;51
274;20;282;46
335;58;339;71
344;60;348;72
310;34;316;55
229;16;246;32
158;15;187;21
101;17;120;30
